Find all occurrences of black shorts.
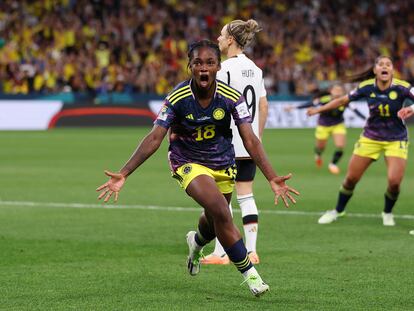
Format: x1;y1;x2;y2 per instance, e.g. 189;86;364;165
235;159;256;182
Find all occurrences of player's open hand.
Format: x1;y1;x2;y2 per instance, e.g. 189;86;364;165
306;107;318;116
398;107;414;120
96;170;126;203
269;174;300;208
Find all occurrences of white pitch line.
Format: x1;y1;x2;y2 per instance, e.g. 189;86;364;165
1;200;414;220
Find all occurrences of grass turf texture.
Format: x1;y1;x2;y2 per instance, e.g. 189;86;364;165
1;127;413;310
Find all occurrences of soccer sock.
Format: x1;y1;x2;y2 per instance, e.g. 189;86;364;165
237;194;258;253
384;191;399;214
212;203;233;256
314;146;323;156
335;185;354;213
225;239;253;274
331;149;344;164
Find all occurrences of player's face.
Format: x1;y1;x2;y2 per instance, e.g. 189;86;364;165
190;47;220;90
330;85;345;98
373;57;394;83
217;25;230;54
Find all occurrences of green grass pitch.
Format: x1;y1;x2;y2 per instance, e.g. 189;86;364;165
1;127;413;310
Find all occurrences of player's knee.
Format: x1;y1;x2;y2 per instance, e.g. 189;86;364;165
343;176;358;189
387;178;401;193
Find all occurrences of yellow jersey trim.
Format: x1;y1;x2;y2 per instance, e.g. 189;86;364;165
393;78;410;88
217;82;241;97
217;88;239;102
319;95;331;104
167;85;191;101
170;91;192;105
358;78;375;88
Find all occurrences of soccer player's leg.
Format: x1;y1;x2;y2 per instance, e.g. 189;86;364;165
382;140;408;226
235;160;260;264
315;126;329;168
186;166;269;297
329;124;346;174
200;225;231;264
319;138;376;224
201;204;232;265
174;164;217;275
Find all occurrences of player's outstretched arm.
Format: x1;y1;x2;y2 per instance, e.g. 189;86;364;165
258;96;268;140
307;95;349;116
398;106;414;120
237;123;299;207
96;125;168;203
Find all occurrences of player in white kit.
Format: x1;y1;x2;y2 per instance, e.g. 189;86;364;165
201;19;269;265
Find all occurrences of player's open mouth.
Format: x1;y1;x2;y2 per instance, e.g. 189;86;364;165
380;70;389;78
200;74;209;86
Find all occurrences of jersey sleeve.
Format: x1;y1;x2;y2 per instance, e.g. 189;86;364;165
231;96;252;125
403;85;414;104
348;85;367;101
154;100;176;129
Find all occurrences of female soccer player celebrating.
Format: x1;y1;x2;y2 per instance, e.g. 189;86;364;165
285;84;365;174
308;56;414;226
97;40;299;297
201;19;268;265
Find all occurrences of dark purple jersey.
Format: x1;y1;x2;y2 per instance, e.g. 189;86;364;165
348;78;414;141
155;79;252;171
317;95;346;126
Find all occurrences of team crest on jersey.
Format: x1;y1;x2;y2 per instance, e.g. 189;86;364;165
182;164;192;175
388;91;398;100
370;92;376;98
213;108;225;120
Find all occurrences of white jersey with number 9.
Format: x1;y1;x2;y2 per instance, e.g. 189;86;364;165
217;53;267;158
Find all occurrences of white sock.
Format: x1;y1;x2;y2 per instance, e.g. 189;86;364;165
237;194;258;253
212;203;233;256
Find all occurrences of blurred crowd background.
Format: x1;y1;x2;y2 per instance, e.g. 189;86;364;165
1;0;414;96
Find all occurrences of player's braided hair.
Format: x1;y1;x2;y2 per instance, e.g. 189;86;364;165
227;19;262;49
344;55;393;83
187;39;221;65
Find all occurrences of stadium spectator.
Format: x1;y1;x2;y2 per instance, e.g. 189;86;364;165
308;56;414;226
1;0;414;96
201;19;268;266
96;40;299;297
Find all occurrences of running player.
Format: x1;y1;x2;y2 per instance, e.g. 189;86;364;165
96;40;299;297
308;56;414;226
285;85;365;174
201;19;267;265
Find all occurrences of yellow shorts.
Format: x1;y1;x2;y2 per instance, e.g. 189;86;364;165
315;123;346;140
172;163;237;194
353;136;409;160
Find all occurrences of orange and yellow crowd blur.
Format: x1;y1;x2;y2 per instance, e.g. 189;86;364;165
1;0;414;96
